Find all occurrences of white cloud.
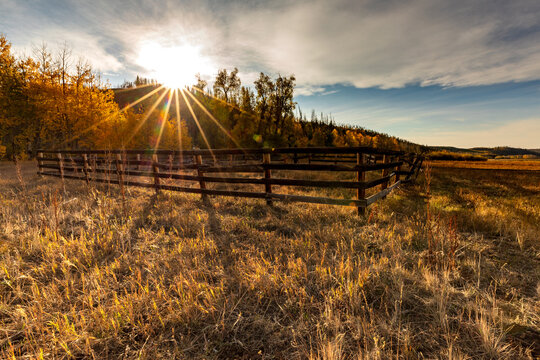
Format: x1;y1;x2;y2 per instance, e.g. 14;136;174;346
295;85;326;96
3;0;540;89
224;0;540;89
9;28;122;73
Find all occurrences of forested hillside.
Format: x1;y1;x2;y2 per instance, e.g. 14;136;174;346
113;78;423;153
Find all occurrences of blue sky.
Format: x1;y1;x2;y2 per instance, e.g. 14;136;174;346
296;82;540;147
1;0;539;148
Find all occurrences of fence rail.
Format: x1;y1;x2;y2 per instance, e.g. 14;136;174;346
37;147;423;215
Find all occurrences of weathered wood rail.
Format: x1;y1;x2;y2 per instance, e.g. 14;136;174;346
37;147;423;215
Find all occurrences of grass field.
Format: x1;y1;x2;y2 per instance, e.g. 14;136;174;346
430;159;540;171
1;160;539;359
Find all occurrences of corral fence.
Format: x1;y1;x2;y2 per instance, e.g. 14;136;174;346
37;147;423;215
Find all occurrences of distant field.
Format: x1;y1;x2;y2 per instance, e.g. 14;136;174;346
429;159;540;171
1;160;539;359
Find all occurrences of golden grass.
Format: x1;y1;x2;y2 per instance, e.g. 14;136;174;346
0;160;539;359
429;159;540;171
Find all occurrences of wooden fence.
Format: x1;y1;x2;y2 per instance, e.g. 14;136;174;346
37;147;423;215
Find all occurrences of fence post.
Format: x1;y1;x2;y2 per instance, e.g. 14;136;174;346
83;154;90;184
410;155;420;181
116;153;124;185
104;153;111;192
263;152;273;206
68;154;78;176
357;152;365;216
395;155;401;183
381;154;390;198
414;156;423;180
178;153;184;175
57;152;65;191
382;155;389;189
195;154;207;200
37;152;44;177
152;154;160;194
168;154;173;179
92;155;97;178
136;154;141;171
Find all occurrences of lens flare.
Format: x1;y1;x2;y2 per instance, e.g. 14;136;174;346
150;89;173;150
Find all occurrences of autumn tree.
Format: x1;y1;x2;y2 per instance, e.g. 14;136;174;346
194;73;207;91
270;74;296;135
0;36;133;157
0;36;39;159
254;72;273;136
239;86;254;113
213;67;241;103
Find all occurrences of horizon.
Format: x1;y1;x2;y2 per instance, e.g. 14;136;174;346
1;0;540;148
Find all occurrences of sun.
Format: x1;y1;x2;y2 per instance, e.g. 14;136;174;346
136;42;213;89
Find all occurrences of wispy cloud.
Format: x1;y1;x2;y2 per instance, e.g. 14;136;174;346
226;0;540;89
295;85;326;96
2;0;540;88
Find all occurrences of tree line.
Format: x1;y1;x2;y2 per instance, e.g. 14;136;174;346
0;36;190;159
119;75;158;89
1;35;422;160
186;67;422;152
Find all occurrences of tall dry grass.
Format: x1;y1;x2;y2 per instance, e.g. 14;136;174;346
0;161;538;359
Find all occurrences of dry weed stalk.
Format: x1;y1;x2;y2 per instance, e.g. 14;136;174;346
51;189;60;240
425;161;435;265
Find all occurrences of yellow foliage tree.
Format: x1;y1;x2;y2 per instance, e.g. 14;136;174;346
1;35;194;158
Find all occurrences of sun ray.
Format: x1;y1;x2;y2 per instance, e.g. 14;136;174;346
151;88;173;151
184;89;244;149
59;85;166;147
179;88;216;163
119;85;166;112
124;87;170;147
192;86;257;120
191;87;266;148
173;89;184;166
182;89;242;193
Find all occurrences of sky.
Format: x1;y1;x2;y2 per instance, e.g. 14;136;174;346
1;0;539;148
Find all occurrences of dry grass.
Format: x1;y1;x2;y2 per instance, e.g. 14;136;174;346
429;159;540;171
0;160;539;359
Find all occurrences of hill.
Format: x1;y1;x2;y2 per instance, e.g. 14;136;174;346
112;85;162;111
430;146;539;159
111;85;424;153
114;86;534;158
